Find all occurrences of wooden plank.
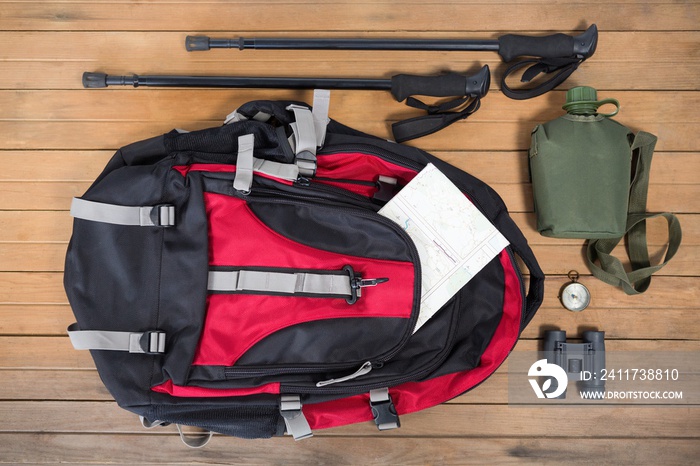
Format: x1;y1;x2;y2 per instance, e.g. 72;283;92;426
2;151;696;186
2;241;697;276
3;272;698;309
0;206;696;249
3;302;700;340
2;90;697;127
1;31;699;91
3;31;697;64
0;3;696;32
0;211;73;242
0;434;698;466
0;116;695;153
0;89;696;154
523;307;700;339
0;369;507;403
0;370;112;401
1;401;697;437
4;59;698;91
3;367;698;406
530;244;698;277
2;179;694;213
1;336;697;370
0;151;113;182
0;305;72;335
511;212;700;246
0;272;67;304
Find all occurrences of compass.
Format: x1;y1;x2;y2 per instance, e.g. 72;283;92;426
559;270;591;312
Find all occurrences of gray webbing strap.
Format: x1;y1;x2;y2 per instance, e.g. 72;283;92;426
252;157;299;181
176;424;214;448
67;323;165;354
70;198;175;227
287;104;318;176
287;90;331;177
224;109;272;125
233;134;299;191
208;270;352;296
233;134;255;192
369;388;400;431
140;416;213;448
280;395;313;440
312;89;331;147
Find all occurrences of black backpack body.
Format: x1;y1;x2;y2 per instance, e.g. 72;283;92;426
65;98;543;443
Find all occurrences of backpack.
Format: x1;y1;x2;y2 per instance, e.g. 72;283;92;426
64;94;544;446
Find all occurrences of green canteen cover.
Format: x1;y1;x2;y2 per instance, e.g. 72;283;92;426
529;114;634;238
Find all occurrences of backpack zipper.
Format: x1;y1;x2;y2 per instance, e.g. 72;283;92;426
286;247;526;395
315;361;373;387
318;143;424;172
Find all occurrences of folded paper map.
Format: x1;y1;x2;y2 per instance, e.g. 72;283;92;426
378;163;510;333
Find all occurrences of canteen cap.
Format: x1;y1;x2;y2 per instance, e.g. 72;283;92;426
562;86;619;117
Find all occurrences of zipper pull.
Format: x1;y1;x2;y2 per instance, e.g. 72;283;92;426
316;361;373;387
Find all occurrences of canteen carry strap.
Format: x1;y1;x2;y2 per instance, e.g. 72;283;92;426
586;132;682;294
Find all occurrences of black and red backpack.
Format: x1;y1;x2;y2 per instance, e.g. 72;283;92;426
64;95;544;446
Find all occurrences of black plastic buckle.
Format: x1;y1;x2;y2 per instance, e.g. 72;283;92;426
139;331;166;355
295;150;317;177
150;205;175;227
370;392;400;431
372;176;399;204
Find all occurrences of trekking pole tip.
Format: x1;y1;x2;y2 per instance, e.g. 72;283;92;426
82;72;108;88
186;36;211;51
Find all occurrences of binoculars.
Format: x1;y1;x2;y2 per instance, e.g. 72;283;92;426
544;330;606;398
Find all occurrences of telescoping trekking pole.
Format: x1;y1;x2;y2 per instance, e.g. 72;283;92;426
186;25;598;100
82;65;490;142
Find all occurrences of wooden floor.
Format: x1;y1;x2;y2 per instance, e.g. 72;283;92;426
1;1;699;464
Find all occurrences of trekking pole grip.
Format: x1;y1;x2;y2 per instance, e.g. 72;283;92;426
497;24;598;62
390;65;490;102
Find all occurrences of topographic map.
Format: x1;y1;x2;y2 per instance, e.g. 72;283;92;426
379;164;510;333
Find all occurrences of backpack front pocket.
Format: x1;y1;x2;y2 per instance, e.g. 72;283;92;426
189;189;420;384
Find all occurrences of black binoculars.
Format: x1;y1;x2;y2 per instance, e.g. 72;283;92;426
543;330;606;399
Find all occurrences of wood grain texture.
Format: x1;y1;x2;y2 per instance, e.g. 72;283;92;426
0;0;697;462
0;435;698;465
1;3;697;32
1;31;698;91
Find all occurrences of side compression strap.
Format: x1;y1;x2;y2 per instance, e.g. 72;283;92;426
67;323;165;354
208;270;352;297
70;198;175;227
369;388;400;430
280;395;313;440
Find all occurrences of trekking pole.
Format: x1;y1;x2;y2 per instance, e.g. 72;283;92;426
82;65;490;142
185;25;597;100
